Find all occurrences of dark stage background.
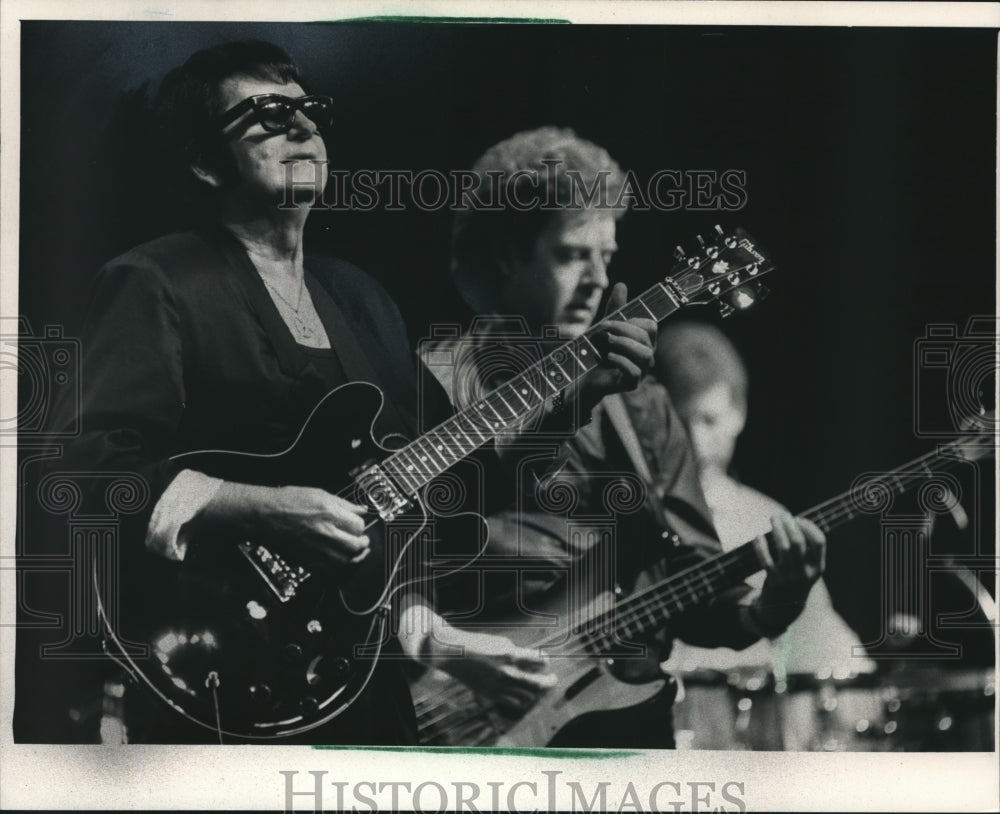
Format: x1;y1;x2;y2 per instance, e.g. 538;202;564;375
15;21;997;741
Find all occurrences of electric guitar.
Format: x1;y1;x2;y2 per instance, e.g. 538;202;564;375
412;420;996;746
98;226;774;739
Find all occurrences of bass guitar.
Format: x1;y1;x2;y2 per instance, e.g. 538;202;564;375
98;226;773;739
412;420;996;746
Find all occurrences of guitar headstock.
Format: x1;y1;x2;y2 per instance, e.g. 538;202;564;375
665;225;775;318
951;408;997;463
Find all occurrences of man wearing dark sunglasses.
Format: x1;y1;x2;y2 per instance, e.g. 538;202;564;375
44;41;653;745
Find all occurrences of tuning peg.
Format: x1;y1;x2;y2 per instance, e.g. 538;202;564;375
673;245;686;261
719;281;770;317
695;234;706;250
714;224;724;236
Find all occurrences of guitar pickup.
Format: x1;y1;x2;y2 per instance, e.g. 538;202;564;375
238;542;311;603
356;463;411;521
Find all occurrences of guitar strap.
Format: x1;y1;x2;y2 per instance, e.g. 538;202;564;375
603;392;658;502
602;392;684;544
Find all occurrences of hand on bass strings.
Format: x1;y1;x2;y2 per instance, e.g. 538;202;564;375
750;513;826;636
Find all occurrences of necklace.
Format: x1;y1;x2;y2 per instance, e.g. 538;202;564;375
259;273;316;341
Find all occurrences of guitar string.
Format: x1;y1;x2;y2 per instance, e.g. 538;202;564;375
411;433;994;736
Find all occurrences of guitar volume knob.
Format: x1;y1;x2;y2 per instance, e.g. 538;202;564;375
248;683;272;703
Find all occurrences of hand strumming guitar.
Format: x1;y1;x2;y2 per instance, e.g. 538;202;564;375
399;599;556;710
162;480;372;567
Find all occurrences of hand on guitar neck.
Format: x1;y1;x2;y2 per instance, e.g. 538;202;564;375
559;282;658;419
745;513;827;638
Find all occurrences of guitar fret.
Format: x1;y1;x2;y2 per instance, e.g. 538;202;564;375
456;410;490;446
578;335;600;365
450;418;478;449
518;375;545;402
489;390;521;423
396;446;432;487
475;403;504;434
448;423;477;456
620;299;653;321
412;438;443;475
420;434;448;468
564;343;590;373
382;458;420;495
504;383;532;411
392;447;420;480
494;389;517;418
482;400;507;429
552;354;571;378
689;569;708;601
588;633;609;657
427;431;458;468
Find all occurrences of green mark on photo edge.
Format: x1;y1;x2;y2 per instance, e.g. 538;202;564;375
313;745;639;759
316;17;571;24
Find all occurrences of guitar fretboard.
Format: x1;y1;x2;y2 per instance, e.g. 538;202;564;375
379;282;684;495
582;432;992;650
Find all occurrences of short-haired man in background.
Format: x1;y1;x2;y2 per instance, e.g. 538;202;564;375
655;320;876;750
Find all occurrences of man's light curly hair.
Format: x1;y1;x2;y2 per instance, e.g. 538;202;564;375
452;127;627;314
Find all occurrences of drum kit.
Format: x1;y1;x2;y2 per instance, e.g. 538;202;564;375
672;567;997;752
670;665;996;752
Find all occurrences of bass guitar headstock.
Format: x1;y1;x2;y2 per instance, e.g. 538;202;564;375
950;408;997;463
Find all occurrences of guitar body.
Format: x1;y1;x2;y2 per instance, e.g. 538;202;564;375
414;585;672;747
100;382;482;739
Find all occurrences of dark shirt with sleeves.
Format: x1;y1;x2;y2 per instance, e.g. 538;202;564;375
34;226;441;745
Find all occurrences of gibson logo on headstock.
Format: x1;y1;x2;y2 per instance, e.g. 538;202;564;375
738;238;766;264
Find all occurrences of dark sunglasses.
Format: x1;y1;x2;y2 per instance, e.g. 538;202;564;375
217;94;334;134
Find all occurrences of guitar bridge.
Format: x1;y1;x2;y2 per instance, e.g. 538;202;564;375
238;542;311;603
356;464;411;521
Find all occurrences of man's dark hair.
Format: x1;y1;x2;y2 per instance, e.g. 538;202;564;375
451;127;627;314
151;40;304;221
